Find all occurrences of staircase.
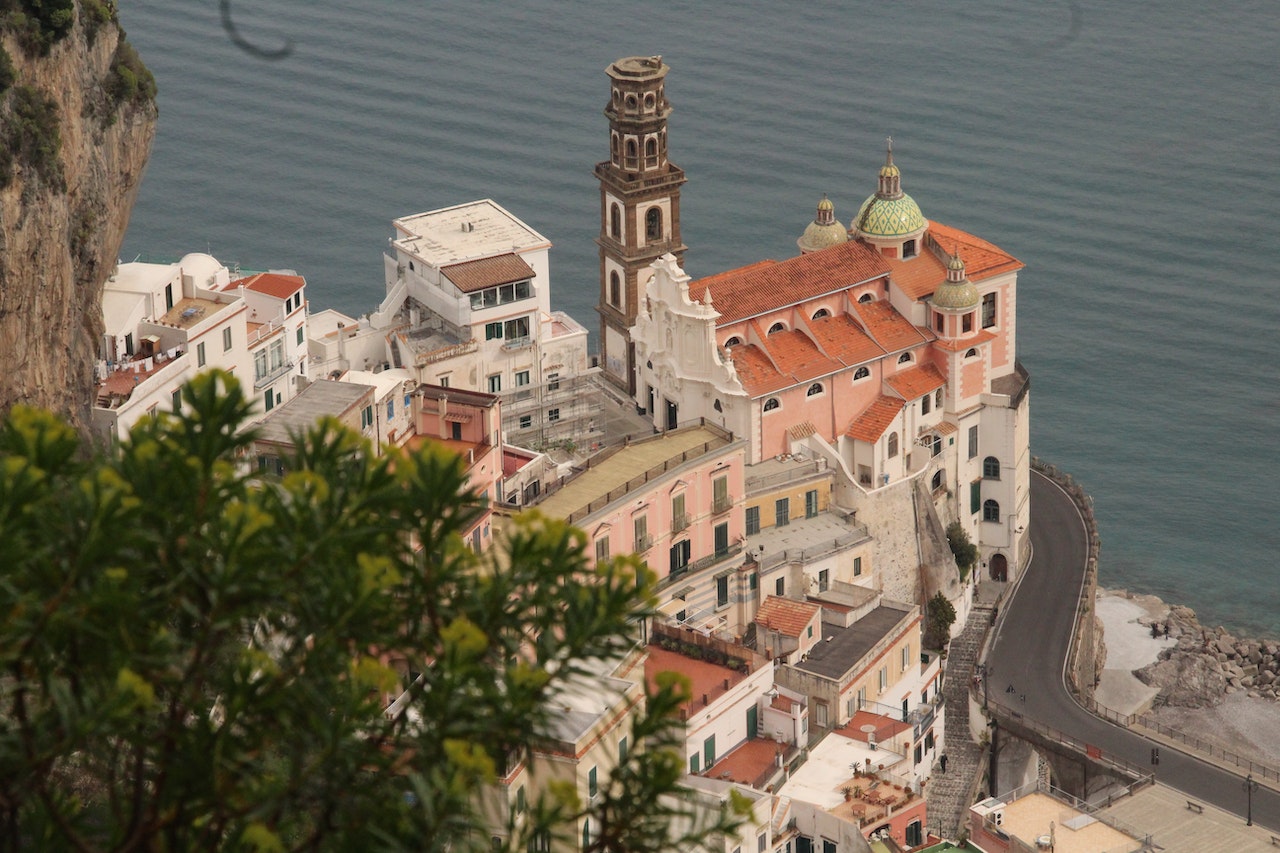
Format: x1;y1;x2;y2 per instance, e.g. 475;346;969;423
924;601;994;840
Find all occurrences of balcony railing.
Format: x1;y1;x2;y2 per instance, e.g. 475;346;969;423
712;495;733;515
253;359;294;390
671;512;689;533
501;336;533;351
634;534;653;552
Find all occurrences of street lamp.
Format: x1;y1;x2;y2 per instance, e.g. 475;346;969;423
1244;774;1258;826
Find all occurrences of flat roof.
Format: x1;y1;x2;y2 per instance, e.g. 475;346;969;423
534;426;731;522
981;791;1142;853
791;605;914;680
777;728;905;810
252;380;374;445
391;199;549;268
542;674;635;748
747;511;871;562
644;644;748;719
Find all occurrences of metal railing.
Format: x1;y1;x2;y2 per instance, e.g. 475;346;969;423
671;512;690;532
745;458;828;493
712;495;733;515
757;525;870;572
633;534;652;553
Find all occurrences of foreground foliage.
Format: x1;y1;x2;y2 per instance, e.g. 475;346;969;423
0;372;740;851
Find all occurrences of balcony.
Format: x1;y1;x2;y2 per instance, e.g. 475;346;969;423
501;336;533;352
712;495;733;515
634;534;653;552
254;359;294;390
671;512;689;533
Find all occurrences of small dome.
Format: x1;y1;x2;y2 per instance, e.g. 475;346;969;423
879;161;901;179
798;194;849;254
852;193;927;238
932;255;980;310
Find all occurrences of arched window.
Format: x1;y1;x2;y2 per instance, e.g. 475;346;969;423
965;347;978;358
807;383;823;397
983;499;1000;522
610;203;621;239
624;138;638;168
812;308;830;320
768;322;786;335
609;271;621;308
723;336;742;347
763;398;780;412
645;137;657;156
898;352;913;364
858;293;873;303
983;456;1001;479
645;207;663;240
610;134;620;165
935;388;943;407
931;470;943;491
887;432;898;457
853;366;870;380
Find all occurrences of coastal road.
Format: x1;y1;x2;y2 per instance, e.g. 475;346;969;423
984;471;1280;831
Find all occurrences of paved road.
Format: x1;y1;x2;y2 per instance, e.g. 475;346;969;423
985;471;1280;831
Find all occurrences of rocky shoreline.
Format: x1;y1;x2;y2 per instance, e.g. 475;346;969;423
1100;586;1280;708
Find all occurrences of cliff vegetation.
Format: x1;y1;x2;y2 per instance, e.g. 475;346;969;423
0;0;156;430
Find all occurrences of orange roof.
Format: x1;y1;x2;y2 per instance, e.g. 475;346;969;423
239;272;305;300
846;396;904;443
807;314;884;366
788;422;817;440
728;344;790;397
932;329;996;352
887;221;1023;301
755;595;820;639
442;252;535;294
690;241;890;326
761;330;841;383
886;363;946;401
853;300;927;353
645;644;746;718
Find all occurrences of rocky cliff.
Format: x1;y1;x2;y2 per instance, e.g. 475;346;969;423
0;1;156;431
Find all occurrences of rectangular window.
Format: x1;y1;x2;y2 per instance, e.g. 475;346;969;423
387;399;395;421
968;425;978;459
776;577;784;596
982;292;997;328
595;537;609;563
745;506;760;535
713;475;730;513
775;497;790;527
519;414;532;429
196;341;206;368
714;522;729;558
822;840;836;853
962;312;974;333
361;405;373;429
516;785;526;814
805;489;818;518
485;321;503;341
171;388;182;413
856;687;866;710
879;667;888;692
503;316;530;342
547;372;560;391
634;516;648;551
269;340;284;371
164;283;174;311
690;753;700;774
547;408;560;422
669;540;691;577
902;644;910;671
297;326;304;346
703;735;716;769
921;394;931;415
439;376;449;388
515;370;530;387
853;556;862;576
749;572;757;591
222;327;233;351
716;575;729;608
588;766;598;799
254;350;268;381
970;480;981;515
818;569;829;593
619;736;628;764
672;493;686;531
488;374;501;393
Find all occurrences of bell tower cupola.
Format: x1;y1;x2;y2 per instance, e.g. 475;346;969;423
595;56;687;395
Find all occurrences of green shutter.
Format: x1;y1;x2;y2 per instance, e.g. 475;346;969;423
970;481;981;514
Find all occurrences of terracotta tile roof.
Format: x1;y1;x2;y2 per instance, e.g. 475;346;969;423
853;300;928;353
926;420;958;436
845;396;904;443
728;345;789;397
885;363;946;401
887;221;1023;301
761;330;841;382
932;329;996;352
689;241;890;326
807;314;884;366
755;595;820;639
239;272;305;300
788;422;817;440
441;252;535;294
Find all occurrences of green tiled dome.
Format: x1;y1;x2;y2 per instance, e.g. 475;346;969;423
798;194;849;253
853;193;926;238
932;254;980;309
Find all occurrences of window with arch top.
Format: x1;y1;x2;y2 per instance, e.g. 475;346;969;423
807;383;824;397
983;499;1000;522
763;397;780;412
812;308;830;320
609;271;621;308
983;456;1000;479
645;207;663;240
610;203;621;239
724;336;742;348
965;347;978;358
898;352;913;364
853;366;870;380
887;432;899;458
858;293;873;303
768;322;786;335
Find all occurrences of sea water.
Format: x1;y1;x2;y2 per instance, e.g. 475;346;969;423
118;0;1280;636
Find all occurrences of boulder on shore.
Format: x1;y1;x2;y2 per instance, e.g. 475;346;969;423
1136;650;1228;709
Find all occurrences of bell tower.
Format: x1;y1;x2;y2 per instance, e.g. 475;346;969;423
595;55;686;395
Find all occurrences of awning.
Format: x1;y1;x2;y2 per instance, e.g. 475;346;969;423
657;598;686;617
443;412;472;423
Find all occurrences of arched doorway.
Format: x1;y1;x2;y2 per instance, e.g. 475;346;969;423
990;553;1008;582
